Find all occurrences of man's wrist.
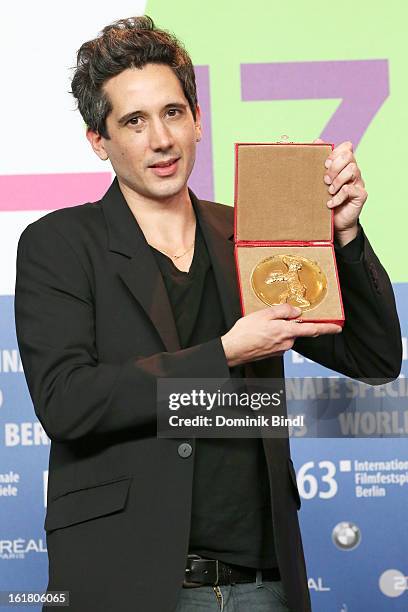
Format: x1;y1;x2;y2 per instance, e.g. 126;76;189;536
334;224;359;248
221;334;240;368
334;223;364;263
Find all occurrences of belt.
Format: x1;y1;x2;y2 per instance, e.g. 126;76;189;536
183;555;281;588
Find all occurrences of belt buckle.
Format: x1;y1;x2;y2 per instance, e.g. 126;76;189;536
183;554;219;588
213;559;220;586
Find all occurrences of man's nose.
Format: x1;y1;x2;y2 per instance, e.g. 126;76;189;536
149;118;174;151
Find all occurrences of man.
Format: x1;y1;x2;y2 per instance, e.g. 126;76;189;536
14;15;401;612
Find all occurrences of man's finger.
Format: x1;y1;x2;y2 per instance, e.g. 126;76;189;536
325;150;354;177
264;304;302;320
327;184;366;209
287;322;342;337
327;163;360;196
324;141;354;169
333;140;354;154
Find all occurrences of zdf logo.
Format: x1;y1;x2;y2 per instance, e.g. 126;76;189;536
379;569;408;598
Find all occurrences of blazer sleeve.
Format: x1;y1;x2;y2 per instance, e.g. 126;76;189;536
14;221;230;443
293;227;402;381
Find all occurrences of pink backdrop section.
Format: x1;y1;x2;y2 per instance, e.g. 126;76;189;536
0;173;112;211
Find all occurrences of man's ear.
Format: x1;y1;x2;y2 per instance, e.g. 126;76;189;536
86;128;109;161
194;105;202;143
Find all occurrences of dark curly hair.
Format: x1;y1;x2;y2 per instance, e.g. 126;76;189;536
71;15;198;138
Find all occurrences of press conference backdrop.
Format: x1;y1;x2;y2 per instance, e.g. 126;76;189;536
1;1;407;610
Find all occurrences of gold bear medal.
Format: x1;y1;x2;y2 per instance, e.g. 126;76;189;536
251;254;327;311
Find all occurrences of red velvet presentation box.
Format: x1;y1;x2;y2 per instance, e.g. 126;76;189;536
234;143;345;325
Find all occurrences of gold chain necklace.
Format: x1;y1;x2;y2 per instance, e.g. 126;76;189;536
154;240;195;260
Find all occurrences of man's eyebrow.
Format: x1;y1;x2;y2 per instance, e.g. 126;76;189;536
117;111;143;126
163;102;188;110
117;102;188;125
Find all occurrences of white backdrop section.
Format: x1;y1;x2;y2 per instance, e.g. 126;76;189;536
0;212;50;296
1;2;147;295
1;1;147;176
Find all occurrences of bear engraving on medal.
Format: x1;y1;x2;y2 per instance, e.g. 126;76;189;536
250;254;327;311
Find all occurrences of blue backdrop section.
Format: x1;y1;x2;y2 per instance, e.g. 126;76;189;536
285;283;408;610
0;284;407;610
0;296;49;594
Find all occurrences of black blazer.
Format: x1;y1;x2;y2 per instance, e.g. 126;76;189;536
14;178;401;612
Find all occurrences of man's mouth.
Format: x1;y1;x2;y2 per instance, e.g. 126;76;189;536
149;157;180;168
148;157;180;177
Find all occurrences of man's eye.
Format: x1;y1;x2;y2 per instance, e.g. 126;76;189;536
128;116;141;126
167;108;181;117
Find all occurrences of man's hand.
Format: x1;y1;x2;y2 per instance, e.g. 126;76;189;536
315;139;368;247
221;305;342;367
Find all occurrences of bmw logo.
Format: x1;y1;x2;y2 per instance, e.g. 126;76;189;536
332;522;361;550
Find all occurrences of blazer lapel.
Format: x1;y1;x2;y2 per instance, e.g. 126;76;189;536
101;178;180;352
192;192;242;330
100;178;242;352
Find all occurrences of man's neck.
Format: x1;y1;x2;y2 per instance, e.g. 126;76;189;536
118;179;196;251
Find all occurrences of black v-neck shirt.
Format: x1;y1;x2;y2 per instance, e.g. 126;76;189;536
150;222;278;569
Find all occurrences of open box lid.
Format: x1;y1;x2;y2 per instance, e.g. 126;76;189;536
234;143;333;243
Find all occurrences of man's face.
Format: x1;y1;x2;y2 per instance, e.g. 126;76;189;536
88;63;201;201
